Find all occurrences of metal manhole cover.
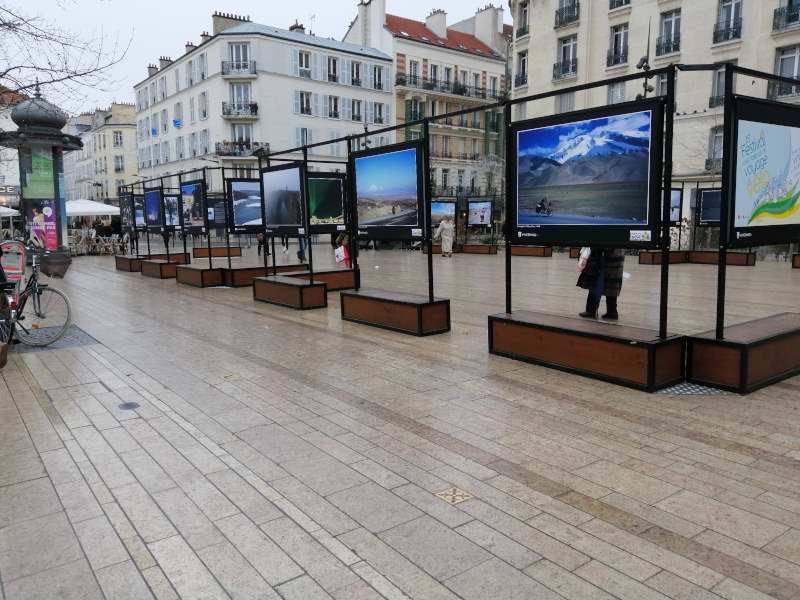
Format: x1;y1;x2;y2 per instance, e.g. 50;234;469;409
118;402;140;410
657;382;731;396
435;487;473;505
10;325;98;353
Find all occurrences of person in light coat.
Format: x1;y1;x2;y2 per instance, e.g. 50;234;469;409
434;216;455;257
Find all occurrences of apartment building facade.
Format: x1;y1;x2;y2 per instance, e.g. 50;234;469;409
510;0;800;213
0;86;27;207
133;12;394;190
62;104;138;205
345;0;509;198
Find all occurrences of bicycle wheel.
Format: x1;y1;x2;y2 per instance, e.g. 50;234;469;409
14;287;71;347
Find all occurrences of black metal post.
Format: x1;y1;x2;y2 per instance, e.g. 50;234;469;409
658;67;676;339
221;167;232;270
692;181;700;251
202;168;212;269
422;120;434;303
302;147;314;283
715;63;735;340
266;157;278;276
503;102;513;314
162;178;171;264
346;137;360;289
178;174;188;263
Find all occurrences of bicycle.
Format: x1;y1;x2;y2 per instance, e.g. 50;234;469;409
0;246;72;351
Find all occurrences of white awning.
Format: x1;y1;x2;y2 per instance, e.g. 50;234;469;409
0;206;19;217
66;199;120;217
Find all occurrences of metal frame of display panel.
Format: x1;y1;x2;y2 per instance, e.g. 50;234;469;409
226;177;263;234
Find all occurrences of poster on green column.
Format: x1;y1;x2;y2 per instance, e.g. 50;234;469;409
20;147;55;199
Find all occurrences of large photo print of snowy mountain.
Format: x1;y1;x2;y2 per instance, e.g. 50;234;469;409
517;110;652;226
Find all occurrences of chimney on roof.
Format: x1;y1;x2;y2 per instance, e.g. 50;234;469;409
200;31;212;43
212;11;250;35
185;41;196;54
426;9;447;38
159;56;173;69
289;20;305;33
147;64;159;77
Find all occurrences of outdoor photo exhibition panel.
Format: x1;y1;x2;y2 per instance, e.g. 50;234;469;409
698;189;721;227
180;179;207;233
144;187;163;232
467;200;493;228
351;139;426;241
120;193;134;232
508;99;665;248
226;178;263;234
307;172;347;235
133;195;145;231
260;162;307;237
430;201;456;228
163;194;181;230
729;95;800;248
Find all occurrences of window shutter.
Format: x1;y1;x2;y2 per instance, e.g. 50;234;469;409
321;56;329;81
419;102;426;118
385;64;392;89
312;93;321;116
308;129;313;145
385;102;391;124
366;101;374;124
294;91;301;114
324;95;330;118
312;53;320;80
343;59;351;85
342;98;352;120
365;63;373;89
295;128;302;147
292;49;300;76
405;100;411;122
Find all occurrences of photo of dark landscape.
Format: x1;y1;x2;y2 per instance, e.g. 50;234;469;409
144;189;161;227
700;189;722;223
120;197;133;229
263;167;303;227
355;148;419;227
308;177;345;226
516;110;652;226
230;180;263;227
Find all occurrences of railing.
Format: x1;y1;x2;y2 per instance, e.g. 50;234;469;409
774;6;800;31
553;59;578;80
374;81;384;90
373;116;384;124
214;141;268;157
767;79;800;100
328;111;339;119
555;2;580;28
515;73;528;87
517;24;529;38
114;166;125;173
328;73;339;83
708;95;724;108
607;48;628;67
222;102;258;117
655;34;680;56
352;113;362;122
395;74;501;99
705;157;723;172
609;0;630;9
352;77;362;87
713;19;742;43
299;68;312;79
221;61;256;75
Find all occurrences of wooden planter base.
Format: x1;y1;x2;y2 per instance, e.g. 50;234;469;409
284;268;358;291
462;244;498;254
253;276;327;310
687;251;756;266
193;246;242;259
176;266;224;287
489;310;685;392
145;252;190;264
639;251;689;265
793;254;800;269
569;247;581;259
140;260;179;279
340;289;451;336
115;255;143;272
687;313;800;394
221;263;309;287
511;246;553;257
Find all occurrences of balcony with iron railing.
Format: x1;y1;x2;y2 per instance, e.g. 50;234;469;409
215;141;268;157
395;74;501;99
352;77;362;87
328;73;339;83
555;2;580;28
774;6;800;31
221;61;256;76
516;24;529;38
767;79;800;100
515;72;528;87
655;34;680;56
607;47;628;67
705;157;723;172
609;0;630;9
713;19;742;43
553;58;578;80
221;102;259;118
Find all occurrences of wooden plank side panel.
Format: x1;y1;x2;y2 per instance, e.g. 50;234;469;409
747;333;800;388
342;295;421;334
490;319;650;385
193;246;243;258
115;256;142;272
253;279;301;307
289;270;357;291
511;246;553;257
689;340;741;389
420;302;450;334
654;340;684;386
462;244;498;254
792;254;800;269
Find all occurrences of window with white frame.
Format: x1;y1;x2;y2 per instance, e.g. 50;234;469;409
409;60;419;84
161;141;170;163
299;51;311;78
187;60;194;86
473;72;480;90
328;96;339;118
231;123;252;143
298;91;312;115
777;46;800;97
229;82;251;107
176;136;185;159
299;127;311;146
709;126;723;160
444;67;452;83
441;168;449;189
159;77;167;100
189;97;196;123
114;155;124;172
161;109;168;132
150;83;157;104
490;76;498;96
228;42;250;67
151;113;158;136
556;91;575;113
199;92;208;119
113;130;123;147
174;69;181;92
607;81;626;104
374;102;384;124
352;99;362;121
200;129;209;154
373;65;384;90
174;101;183;125
198;53;207;80
351;61;361;85
327;56;339;82
190;132;197;156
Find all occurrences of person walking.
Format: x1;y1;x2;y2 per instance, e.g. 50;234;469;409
434;216;455;257
335;232;351;268
577;247;624;320
256;231;266;256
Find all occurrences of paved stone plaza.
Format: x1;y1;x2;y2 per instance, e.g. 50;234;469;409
1;247;800;599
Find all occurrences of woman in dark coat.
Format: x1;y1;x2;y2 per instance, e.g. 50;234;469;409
577;248;624;320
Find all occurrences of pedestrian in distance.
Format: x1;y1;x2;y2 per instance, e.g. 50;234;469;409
576;247;624;320
434;216;455;257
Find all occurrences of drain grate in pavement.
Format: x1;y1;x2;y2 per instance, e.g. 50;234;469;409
436;487;473;505
11;325;98;353
657;382;731;396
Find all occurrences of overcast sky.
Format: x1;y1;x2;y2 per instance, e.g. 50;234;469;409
28;0;511;114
